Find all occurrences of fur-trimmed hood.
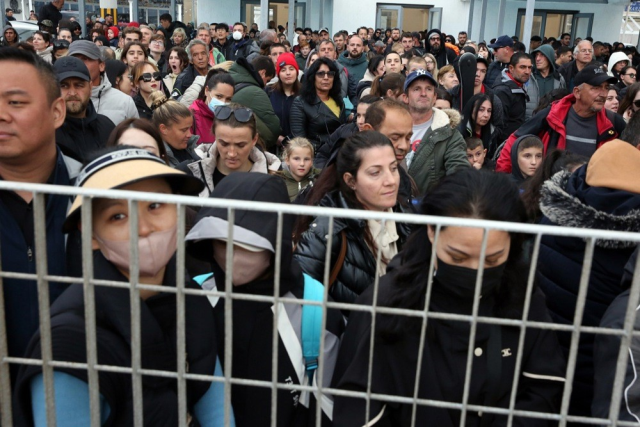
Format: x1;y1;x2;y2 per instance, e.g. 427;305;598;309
540;168;640;249
438;108;461;129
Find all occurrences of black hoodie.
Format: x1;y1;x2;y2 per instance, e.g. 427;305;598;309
55;101;115;163
187;173;344;427
425;29;457;69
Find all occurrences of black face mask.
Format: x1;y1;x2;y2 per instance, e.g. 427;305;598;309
434;257;506;300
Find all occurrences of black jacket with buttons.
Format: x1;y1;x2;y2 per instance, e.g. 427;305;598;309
293;191;413;306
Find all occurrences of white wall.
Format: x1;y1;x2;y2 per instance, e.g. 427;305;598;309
331;0;470;35
198;0;241;27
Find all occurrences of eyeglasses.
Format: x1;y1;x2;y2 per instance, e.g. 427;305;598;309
138;72;162;82
53;40;70;49
625;73;637;78
316;71;336;78
214;105;254;122
633;100;640;109
578;49;593;54
150;40;164;45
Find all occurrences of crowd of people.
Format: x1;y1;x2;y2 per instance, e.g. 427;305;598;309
2;5;640;425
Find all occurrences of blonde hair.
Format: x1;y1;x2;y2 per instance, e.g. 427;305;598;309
283;137;315;161
437;65;455;85
131;60;159;88
149;91;192;127
422;52;439;79
213;60;234;71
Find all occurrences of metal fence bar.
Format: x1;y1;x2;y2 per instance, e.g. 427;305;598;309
506;233;543;426
175;204;188;427
80;197;101;427
0;202;12;426
270;212;283;427
33;192;56;427
410;224;440;426
317;215;335;425
127;199;143;427
223;208;235;427
607;250;640;426
559;237;596;426
459;228;490;426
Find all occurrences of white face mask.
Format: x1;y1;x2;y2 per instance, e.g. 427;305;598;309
213;243;271;286
232;31;243;41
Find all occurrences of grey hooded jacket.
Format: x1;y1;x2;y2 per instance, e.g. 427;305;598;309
91;75;139;125
525;45;566;120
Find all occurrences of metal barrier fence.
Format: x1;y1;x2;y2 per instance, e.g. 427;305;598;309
1;180;640;427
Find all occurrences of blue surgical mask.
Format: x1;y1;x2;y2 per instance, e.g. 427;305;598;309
208;97;226;113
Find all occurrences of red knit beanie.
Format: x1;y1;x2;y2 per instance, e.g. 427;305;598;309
276;52;299;76
127;21;140;28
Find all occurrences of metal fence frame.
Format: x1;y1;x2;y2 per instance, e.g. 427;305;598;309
1;180;640;427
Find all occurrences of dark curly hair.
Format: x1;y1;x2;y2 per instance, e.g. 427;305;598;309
300;56;343;107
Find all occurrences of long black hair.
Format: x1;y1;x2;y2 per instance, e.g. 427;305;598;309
197;68;236;101
300;56;343;106
458;93;494;152
377;168;529;341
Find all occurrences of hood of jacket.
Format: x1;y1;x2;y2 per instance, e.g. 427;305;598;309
532;44;557;73
62;99;100;128
430;107;455;132
608;51;630;75
439;108;461;129
338;51;368;67
2;26;18;45
425;29;443;54
228;57;264;88
187;172;300;293
540;167;640;249
499;68;523;87
91;74;113;99
509;134;529;184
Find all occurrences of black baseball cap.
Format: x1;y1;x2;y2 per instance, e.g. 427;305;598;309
574;64;617;87
53;56;91;82
489;35;514;49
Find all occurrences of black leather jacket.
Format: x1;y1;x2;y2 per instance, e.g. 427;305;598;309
294;191;413;306
290;95;347;151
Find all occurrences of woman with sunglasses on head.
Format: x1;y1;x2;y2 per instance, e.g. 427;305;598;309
14;146;231;427
132;61;163;119
331;168;565;426
32;30;53;63
180;103;281;197
290;57;347;153
150;92;200;167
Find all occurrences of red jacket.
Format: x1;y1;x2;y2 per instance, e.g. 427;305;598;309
495;94;625;173
189;99;215;145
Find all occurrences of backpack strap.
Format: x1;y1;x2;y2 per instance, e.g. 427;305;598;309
302;273;325;382
234;82;252;94
329;230;347;287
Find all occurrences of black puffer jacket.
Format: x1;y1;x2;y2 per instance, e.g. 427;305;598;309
537;166;640;418
294;191;413;305
290;95;347;152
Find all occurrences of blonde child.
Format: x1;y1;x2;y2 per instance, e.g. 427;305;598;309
280;137;321;202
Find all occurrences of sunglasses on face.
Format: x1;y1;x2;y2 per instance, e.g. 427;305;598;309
625;73;637;78
316;71;336;78
633;100;640;109
53;40;69;49
138;72;162;82
214;105;254;122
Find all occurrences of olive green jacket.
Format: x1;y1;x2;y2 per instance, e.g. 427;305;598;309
408;108;469;195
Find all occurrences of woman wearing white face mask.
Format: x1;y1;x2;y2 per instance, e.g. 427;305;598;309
14;147;234;426
189;69;235;145
185;172;345;427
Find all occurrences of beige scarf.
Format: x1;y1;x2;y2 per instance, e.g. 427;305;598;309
367;209;399;276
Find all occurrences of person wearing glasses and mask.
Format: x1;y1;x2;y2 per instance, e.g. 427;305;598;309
179;103;281;197
131;61;163;119
290;57;347;153
496;65;626;173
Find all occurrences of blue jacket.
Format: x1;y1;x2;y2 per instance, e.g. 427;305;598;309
2;150;81;376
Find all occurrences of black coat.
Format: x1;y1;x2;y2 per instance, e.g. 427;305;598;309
55;102;115;163
290;95;347;151
13;253;218;426
38;2;62;34
537;167;640;418
294;191;413;305
493;71;529;142
133;93;153;120
186;173;345;426
332;255;566;426
172;64;205;98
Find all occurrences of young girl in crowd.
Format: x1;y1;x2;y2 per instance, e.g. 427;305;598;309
331;168;565;426
279;137;321;202
150;91;200;166
190;69;235;145
510;135;544;187
370;72;406;101
14;147;230;426
182;103;281;197
121;41;148;74
164;47;189;94
132;61;162;120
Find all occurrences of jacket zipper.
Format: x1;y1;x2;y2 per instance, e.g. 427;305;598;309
27;246;33;262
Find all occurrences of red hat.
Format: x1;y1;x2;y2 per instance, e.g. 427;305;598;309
108;26;119;39
127;21;140;28
276;52;299;76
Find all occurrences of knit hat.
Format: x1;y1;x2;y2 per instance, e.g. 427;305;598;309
586;139;640;194
127;21;140;28
276;52;299;76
